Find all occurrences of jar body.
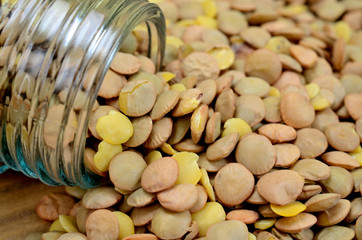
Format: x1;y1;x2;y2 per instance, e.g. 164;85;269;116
0;0;165;188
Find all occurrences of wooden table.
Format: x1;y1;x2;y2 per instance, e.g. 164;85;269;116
0;170;65;240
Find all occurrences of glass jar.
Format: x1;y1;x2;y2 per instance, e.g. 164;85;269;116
0;0;165;188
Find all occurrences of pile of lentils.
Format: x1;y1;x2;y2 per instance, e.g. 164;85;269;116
25;0;362;239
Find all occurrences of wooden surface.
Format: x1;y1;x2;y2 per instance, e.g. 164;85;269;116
0;170;65;240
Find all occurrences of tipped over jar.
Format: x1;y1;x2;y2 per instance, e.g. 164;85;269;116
0;0;165;188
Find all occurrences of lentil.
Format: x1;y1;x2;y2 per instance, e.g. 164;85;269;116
36;193;75;222
85;209;119;240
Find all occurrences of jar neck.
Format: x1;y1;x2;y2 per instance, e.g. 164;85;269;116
71;0;166;187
